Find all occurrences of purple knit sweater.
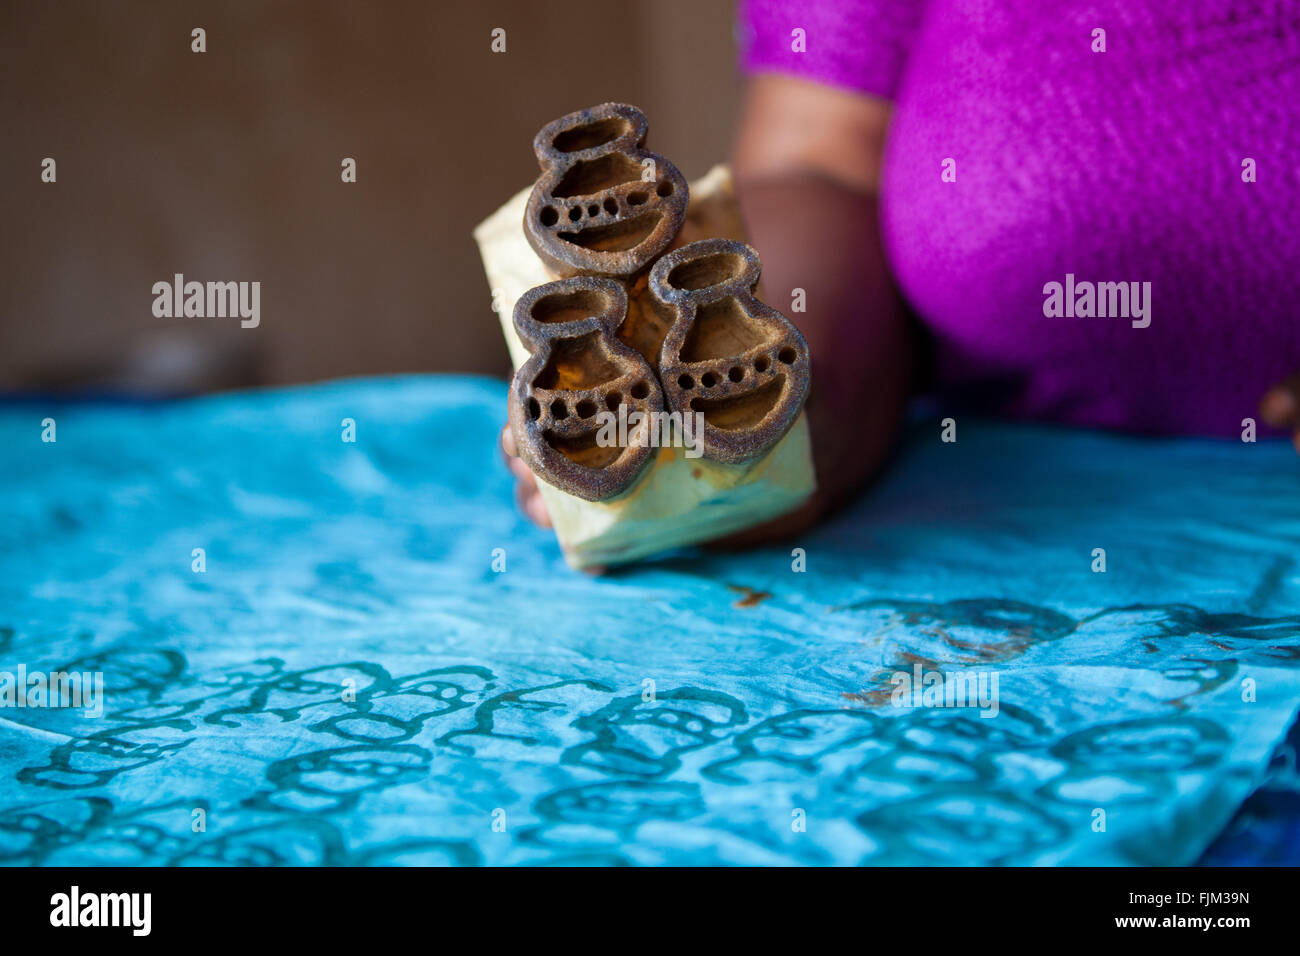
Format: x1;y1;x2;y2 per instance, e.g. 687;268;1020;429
742;0;1300;436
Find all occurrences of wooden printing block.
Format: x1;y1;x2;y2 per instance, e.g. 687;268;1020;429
475;110;815;569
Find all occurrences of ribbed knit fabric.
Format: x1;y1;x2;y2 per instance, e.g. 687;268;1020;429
742;0;1300;435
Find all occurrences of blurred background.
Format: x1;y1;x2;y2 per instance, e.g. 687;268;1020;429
0;0;743;394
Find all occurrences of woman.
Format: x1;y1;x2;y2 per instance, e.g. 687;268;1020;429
507;0;1300;537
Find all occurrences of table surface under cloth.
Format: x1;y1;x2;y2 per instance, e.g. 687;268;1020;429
2;375;1299;867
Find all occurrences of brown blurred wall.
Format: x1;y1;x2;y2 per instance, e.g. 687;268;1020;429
0;0;742;392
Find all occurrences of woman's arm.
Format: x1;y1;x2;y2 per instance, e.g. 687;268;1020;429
721;74;914;541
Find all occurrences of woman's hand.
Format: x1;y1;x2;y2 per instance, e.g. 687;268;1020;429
501;424;551;528
504;422;611;574
1260;374;1300;453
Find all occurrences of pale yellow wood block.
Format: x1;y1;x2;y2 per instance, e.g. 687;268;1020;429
474;165;816;568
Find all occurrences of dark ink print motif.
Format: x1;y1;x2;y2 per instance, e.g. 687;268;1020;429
841;598;1078;664
438;679;613;758
836;598;1300;710
516;780;706;858
837;598;1076;706
311;666;494;743
857;791;1071;866
204;661;390;728
508;277;664;500
0;797;115;865
1075;604;1300;665
701;709;885;785
652;238;811;464
524;102;689;279
562;687;749;778
16;719;193;791
245;744;433;814
0;795;481;867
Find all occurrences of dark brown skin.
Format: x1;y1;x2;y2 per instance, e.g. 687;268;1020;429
1259;374;1300;454
503;74;915;545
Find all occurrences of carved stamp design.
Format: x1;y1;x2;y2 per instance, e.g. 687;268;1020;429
524;103;689;278
508;276;664;501
651;238;810;464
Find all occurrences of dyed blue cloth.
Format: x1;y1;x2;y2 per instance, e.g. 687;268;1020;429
1200;715;1300;865
1;375;1298;866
